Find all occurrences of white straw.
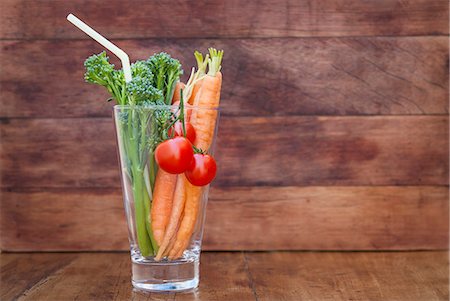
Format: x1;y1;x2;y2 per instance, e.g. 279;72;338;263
66;13;132;83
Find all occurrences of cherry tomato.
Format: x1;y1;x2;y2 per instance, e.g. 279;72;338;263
168;121;196;144
155;137;194;174
172;101;192;120
185;154;217;186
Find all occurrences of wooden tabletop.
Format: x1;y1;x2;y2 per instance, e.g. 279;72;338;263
1;251;447;301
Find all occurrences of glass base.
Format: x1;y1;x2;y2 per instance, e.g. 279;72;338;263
131;252;199;292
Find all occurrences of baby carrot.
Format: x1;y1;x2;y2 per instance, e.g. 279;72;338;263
155;174;187;260
151;169;177;247
168;179;202;260
191;48;223;150
171;81;185;104
162;215;182;257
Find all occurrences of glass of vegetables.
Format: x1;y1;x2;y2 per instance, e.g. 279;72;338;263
114;103;219;292
84;49;223;292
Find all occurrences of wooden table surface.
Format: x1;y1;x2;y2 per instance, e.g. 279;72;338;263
1;251;447;301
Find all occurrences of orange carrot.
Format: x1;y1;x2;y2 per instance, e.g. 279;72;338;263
150;169;177;247
190;49;223;149
168;48;223;260
188;80;203;104
162;210;183;257
171;82;185;104
190;74;221;149
168;179;202;259
155;174;186;260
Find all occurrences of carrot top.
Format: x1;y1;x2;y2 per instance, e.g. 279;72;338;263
183;51;209;101
194;51;208;77
207;48;224;76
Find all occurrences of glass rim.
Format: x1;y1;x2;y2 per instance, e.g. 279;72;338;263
113;104;220;111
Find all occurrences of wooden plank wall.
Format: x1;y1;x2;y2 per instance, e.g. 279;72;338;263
0;0;448;251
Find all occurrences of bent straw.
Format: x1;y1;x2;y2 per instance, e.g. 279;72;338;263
66;13;132;83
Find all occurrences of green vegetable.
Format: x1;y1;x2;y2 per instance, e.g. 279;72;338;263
126;76;163;105
146;52;183;105
84;51;126;104
130;60;152;79
83;51;183;257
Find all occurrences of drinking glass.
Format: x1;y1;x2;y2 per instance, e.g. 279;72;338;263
113;104;219;292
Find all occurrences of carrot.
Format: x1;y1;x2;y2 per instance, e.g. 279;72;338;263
168;48;223;260
168;179;202;260
171;81;185;104
189;82;202;105
163;224;179;257
162;209;183;258
155;174;186;260
191;49;223;150
150;169;177;247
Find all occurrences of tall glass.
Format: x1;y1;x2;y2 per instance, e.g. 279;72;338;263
113;104;219;292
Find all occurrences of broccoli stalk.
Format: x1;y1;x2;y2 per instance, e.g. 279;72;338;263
122;75;164;256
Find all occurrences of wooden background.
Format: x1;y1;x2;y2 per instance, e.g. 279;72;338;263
0;0;448;252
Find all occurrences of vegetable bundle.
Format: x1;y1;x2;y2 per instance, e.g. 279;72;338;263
84;49;223;259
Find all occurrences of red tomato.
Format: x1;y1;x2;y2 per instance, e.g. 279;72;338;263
168;121;196;144
155;137;194;174
172;101;192;120
185;154;217;186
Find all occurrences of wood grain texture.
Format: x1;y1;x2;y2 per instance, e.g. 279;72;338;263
1;0;448;255
0;253;78;301
1;116;447;188
205;186;449;250
246;251;449;301
1;252;447;301
0;252;255;301
0;188;128;251
1;37;448;118
1;0;448;39
1;186;447;251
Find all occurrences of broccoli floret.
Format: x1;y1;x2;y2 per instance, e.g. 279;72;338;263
84;51;114;84
131;60;153;80
126;76;163;105
84;51;127;105
146;52;183;105
84;52;182;106
129;60;158;105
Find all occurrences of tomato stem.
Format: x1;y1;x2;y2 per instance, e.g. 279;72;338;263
193;145;206;154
